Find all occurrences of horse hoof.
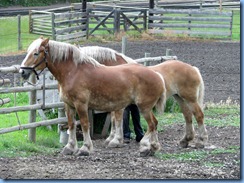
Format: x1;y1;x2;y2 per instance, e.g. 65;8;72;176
195;142;205;149
108;141;123;148
140;149;153;157
61;147;74;155
179;140;189;148
76;150;90;156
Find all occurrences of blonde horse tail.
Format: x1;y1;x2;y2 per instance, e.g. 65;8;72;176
155;72;166;114
194;66;205;110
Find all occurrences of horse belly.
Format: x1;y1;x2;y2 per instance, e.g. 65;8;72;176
88;96;131;112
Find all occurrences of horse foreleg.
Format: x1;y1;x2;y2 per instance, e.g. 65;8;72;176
75;106;93;156
61;104;78;155
105;111;116;145
140;111;161;157
107;110;124;148
173;95;195;148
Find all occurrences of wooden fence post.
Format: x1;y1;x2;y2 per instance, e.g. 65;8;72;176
28;74;37;142
149;0;154;24
114;7;120;35
51;12;56;40
122;36;127;54
29;10;33;33
17;15;22;51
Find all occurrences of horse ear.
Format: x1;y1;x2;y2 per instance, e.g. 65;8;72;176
41;38;49;47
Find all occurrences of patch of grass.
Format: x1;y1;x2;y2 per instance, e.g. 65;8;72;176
0;92;62;158
155;150;207;161
139;103;240;134
155;146;239;168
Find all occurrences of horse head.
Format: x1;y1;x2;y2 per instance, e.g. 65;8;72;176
19;37;49;80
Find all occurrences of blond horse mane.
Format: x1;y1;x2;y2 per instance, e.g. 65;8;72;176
78;46;137;64
47;41;102;67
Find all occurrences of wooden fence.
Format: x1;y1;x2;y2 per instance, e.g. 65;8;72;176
29;6;88;42
87;7;147;36
148;8;233;39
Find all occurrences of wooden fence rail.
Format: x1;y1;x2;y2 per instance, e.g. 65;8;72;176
148;8;233;39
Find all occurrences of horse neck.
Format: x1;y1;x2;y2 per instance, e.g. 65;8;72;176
46;55;77;84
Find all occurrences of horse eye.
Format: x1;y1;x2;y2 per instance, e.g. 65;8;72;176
34;53;39;59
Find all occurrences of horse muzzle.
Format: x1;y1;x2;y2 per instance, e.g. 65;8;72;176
19;68;32;80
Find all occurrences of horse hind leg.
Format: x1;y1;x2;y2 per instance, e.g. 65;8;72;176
104;111;116;145
139;111;161;157
107;110;124;148
173;95;195;148
188;102;208;148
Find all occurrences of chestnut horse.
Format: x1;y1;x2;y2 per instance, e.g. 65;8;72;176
78;46;208;148
19;38;166;156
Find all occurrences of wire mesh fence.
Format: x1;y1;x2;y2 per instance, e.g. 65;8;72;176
0;15;41;55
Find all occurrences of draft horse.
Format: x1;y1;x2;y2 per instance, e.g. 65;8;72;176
77;46;208;148
19;38;166;156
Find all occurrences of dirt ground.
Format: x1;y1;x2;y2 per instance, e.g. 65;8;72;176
0;39;240;179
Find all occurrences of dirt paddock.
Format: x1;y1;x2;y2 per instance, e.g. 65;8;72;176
0;39;240;179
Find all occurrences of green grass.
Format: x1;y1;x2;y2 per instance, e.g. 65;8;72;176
155;145;239;167
0;16;40;54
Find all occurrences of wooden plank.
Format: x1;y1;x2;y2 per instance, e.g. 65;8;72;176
0;98;11;106
56;31;87;41
149;9;232;16
32;31;52;36
55;11;87;19
0;65;20;73
33;28;52;34
0;79;10;86
150;23;231;29
54;18;87;27
148;29;231;36
0;102;64;114
0;117;67;135
55;24;87;34
149;16;232;22
0;83;57;93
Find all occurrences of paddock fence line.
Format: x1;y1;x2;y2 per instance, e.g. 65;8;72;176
148;8;233;39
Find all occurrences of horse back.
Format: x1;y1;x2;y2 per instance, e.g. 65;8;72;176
149;60;203;101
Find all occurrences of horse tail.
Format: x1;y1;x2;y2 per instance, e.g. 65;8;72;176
193;66;205;109
154;72;166;114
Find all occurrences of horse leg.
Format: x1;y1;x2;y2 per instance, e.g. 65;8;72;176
75;105;93;156
107;110;124;148
140;111;161;157
61;104;78;155
105;111;116;145
187;102;208;148
173;95;195;148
